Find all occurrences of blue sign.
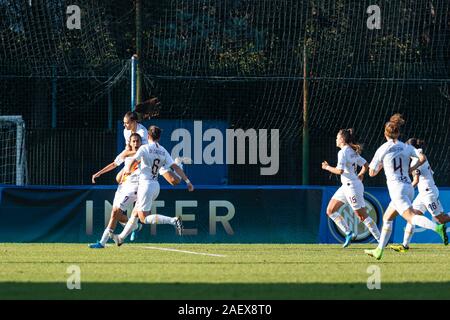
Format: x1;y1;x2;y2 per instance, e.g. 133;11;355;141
0;185;322;243
319;187;390;244
117;120;228;185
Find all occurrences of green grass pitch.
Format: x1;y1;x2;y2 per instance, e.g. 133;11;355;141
0;243;449;299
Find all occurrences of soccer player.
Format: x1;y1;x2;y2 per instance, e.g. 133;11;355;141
322;129;380;248
111;126;194;246
364;114;448;260
122;110;191;186
88;133;143;248
390;138;449;252
123;111;149;145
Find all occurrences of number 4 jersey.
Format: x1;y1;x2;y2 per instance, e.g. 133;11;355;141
369;139;421;184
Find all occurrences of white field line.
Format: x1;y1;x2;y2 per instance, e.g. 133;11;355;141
132;245;227;257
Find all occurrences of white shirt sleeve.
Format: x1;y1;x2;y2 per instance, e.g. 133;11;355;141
408;145;421;159
131;146;144;163
336;150;345;170
137;124;149;145
357;155;367;167
114;154;125;166
369;147;383;171
165;149;174;168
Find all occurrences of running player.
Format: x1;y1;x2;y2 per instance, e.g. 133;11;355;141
322;129;380;247
390;138;449;252
111;125;194;246
88;133;143;248
364;114;448;260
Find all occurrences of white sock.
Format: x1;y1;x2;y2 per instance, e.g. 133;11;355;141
100;228;113;246
329;212;350;235
144;214;176;225
377;220;393;250
411;215;437;231
403;223;415;247
118;215;138;240
363;217;380;242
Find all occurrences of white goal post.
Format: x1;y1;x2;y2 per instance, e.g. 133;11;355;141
0;116;27;185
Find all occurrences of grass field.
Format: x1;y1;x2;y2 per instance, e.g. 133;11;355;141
0;243;449;300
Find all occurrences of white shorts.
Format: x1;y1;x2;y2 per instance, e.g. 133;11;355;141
135;181;160;212
113;183;138;211
332;180;365;210
387;181;414;215
413;186;443;216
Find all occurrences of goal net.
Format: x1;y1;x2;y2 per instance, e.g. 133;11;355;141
0;116;27;185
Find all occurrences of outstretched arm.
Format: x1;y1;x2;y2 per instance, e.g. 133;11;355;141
92;162;117;184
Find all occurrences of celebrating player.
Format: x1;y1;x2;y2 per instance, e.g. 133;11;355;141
111;126;194;246
322;129;381;247
88;133;143;249
390;138;449;252
364;114;448;260
122;110;191;186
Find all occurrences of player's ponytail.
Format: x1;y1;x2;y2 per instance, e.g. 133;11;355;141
384;113;404;140
338;128;363;154
148;125;162;142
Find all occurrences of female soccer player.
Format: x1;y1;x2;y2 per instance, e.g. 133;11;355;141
89;133;143;248
322;129;380;247
122;110;191;186
111;126;194;246
365;114;448;260
390;138;449;252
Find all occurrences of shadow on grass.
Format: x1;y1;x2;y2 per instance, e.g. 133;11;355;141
1;282;449;300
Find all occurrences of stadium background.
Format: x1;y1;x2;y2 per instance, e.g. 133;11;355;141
1;0;449;187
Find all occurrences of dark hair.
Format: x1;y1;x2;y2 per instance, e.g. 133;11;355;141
406;138;426;150
135;97;161;119
384;113;405;140
148;125;162;141
338;128;363;154
129;133;142;142
124;111;138;122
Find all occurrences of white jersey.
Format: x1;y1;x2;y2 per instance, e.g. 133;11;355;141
131;142;174;182
123;123;148;145
410;149;436;194
369;139;421;184
336;145;367;184
114;154;140;185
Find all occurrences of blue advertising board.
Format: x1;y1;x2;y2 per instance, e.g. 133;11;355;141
117;120;229;185
1;185;448;244
318;187;389;244
0;185;322;243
